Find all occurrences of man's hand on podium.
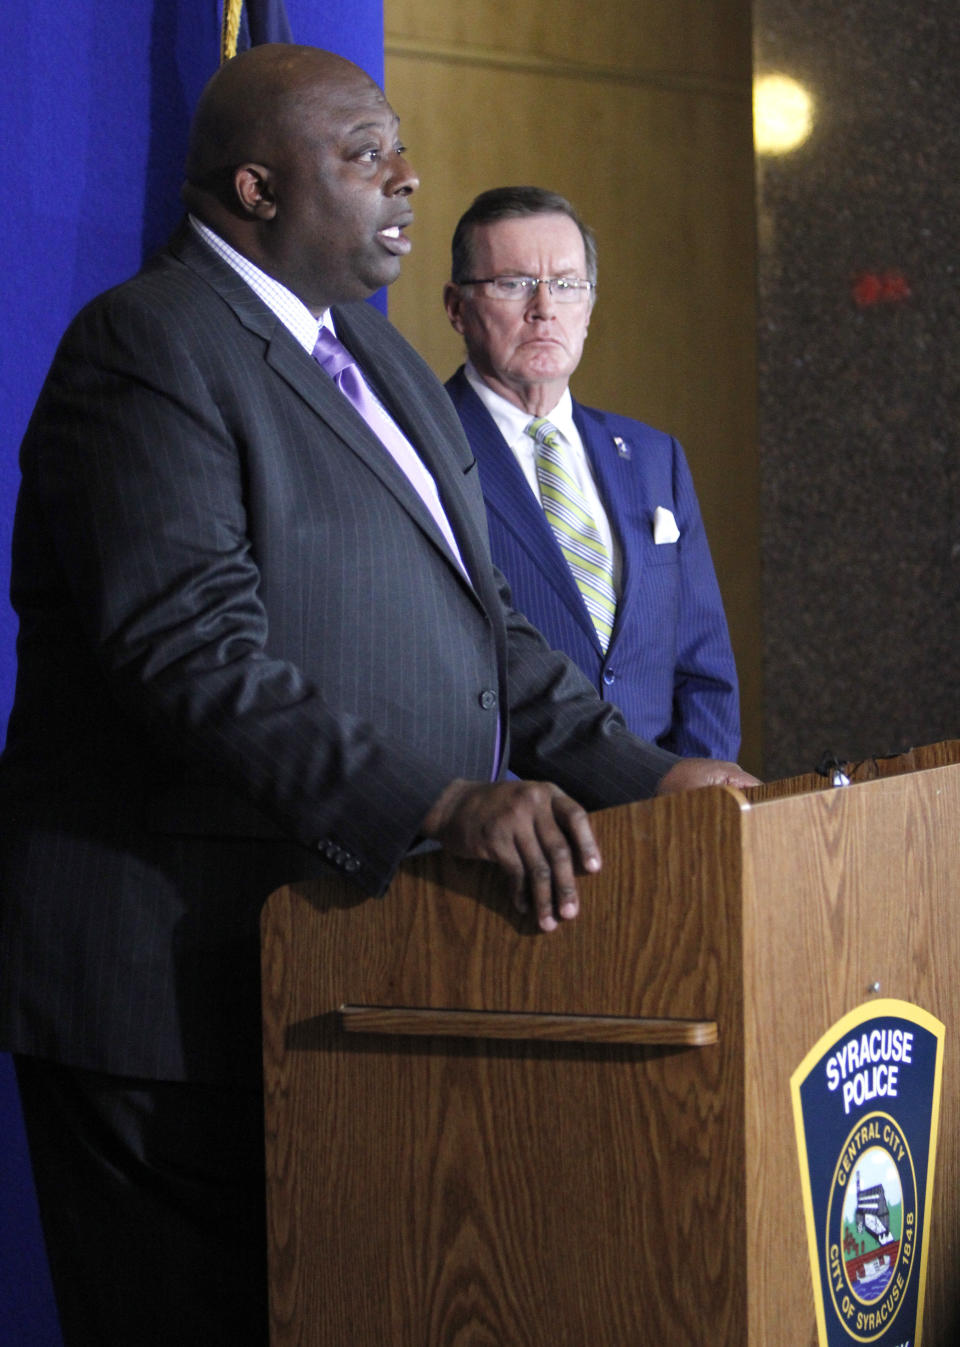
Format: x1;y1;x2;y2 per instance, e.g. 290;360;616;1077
656;758;761;794
420;777;599;934
421;761;759;936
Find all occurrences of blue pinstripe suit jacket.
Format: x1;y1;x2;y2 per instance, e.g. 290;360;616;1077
445;367;740;760
0;227;677;1084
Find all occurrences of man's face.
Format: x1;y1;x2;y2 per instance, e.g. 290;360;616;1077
444;213;594;412
262;66;418;312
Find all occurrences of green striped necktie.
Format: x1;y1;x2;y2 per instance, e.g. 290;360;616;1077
526;417;616;651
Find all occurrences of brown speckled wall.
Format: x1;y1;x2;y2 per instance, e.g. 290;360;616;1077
754;1;960;779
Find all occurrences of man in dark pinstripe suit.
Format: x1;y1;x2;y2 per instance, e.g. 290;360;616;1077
0;44;755;1345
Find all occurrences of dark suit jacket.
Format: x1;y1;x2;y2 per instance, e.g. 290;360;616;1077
445;367;740;759
0;225;676;1085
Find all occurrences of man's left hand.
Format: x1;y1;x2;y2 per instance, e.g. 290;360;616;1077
657;758;761;793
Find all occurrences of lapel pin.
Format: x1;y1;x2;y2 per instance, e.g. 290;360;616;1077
613;435;631;460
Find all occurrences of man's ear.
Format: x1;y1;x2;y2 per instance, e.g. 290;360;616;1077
443;282;466;334
233;164;277;219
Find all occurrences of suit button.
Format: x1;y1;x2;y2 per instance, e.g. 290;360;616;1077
479;689;498;709
603;669;616;685
317;839;349;865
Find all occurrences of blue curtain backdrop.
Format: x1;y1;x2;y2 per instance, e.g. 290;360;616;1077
0;4;384;1341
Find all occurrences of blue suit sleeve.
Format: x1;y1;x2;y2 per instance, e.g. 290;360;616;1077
661;439;740;759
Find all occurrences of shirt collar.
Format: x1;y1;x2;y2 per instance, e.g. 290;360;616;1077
463;362;575;448
189;216;334;354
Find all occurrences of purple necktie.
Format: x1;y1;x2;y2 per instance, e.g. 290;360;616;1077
312;326;467;576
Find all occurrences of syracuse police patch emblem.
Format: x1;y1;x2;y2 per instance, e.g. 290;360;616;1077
791;999;943;1346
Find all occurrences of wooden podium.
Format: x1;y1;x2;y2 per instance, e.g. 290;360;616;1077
261;742;960;1345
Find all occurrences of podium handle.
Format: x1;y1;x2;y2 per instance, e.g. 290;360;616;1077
340;1005;717;1046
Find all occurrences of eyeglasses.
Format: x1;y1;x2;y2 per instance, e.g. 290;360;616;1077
457;275;596;303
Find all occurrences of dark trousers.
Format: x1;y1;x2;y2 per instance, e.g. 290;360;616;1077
14;1056;269;1347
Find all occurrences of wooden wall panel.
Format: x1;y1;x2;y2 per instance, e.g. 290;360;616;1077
383;1;762;772
386;0;752;80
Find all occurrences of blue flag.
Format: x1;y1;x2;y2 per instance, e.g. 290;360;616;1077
241;0;293;48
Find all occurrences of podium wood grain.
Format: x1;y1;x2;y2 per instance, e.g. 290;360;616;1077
262;742;960;1345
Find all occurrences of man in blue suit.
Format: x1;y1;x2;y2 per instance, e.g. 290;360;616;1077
444;187;740;759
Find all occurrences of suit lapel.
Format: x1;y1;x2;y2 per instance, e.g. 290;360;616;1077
262;329;445;540
448;371;599;642
264;333;471;582
574;402;647;640
332;312;496;609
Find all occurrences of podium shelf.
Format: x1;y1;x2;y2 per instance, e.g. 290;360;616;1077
339;1003;718;1045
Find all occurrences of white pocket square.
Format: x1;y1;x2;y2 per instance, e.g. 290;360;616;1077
652;506;680;544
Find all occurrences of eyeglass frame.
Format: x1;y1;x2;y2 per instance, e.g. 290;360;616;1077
455;275;597;302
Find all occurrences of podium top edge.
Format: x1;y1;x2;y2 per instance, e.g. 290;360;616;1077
741;742;960;808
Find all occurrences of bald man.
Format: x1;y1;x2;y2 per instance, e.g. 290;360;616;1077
0;45;756;1344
